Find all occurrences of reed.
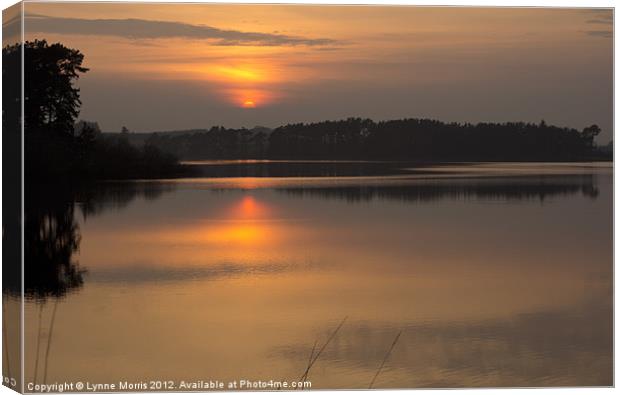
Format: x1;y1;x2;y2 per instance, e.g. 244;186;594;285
368;330;402;389
298;316;348;388
305;339;318;374
43;299;59;383
33;303;44;384
2;297;11;381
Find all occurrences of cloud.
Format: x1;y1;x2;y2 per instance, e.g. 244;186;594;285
24;14;337;47
586;18;613;25
2;13;21;45
581;10;612;38
586;11;613;25
585;30;613;38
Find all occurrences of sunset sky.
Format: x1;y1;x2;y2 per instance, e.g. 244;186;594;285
7;3;615;141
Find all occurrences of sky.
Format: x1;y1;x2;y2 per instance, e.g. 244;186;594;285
7;3;615;141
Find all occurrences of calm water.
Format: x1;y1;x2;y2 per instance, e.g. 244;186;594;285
18;162;612;389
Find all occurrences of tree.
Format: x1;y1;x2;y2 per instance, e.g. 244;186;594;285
3;40;89;136
4;40;183;182
581;124;601;149
3;40;89;179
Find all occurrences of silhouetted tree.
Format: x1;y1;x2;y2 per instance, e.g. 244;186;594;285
2;39;23;296
3;40;89;179
21;40;88;136
581;124;601;150
3;40;185;181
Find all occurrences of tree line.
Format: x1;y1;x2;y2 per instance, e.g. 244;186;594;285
145;118;609;161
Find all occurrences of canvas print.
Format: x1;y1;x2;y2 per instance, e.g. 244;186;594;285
2;2;614;392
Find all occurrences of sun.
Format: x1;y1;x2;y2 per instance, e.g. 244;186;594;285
242;100;256;108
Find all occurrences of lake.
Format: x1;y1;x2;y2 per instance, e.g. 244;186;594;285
17;162;612;389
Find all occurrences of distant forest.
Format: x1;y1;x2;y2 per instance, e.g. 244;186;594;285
137;118;612;161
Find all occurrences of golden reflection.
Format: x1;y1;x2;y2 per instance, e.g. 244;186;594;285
207;195;275;245
130;195;288;250
217;177;276;190
232;195;268;218
202;223;270;245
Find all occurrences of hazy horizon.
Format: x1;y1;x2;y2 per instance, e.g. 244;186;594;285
4;4;614;142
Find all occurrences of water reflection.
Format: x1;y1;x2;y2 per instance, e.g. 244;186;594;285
277;175;600;203
20;163;612;388
91;261;320;285
17;183;176;300
17;173;603;298
276;300;612;387
24;192;83;299
185;160;417;178
76;182;175;220
19;183;179;387
184;160;611;179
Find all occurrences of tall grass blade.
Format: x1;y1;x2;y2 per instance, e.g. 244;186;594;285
33;303;44;384
42;299;59;383
298;316;348;387
368;330;402;389
2;296;11;380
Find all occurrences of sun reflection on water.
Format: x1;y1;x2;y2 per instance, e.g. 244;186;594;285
233;195;268;219
140;195;286;250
